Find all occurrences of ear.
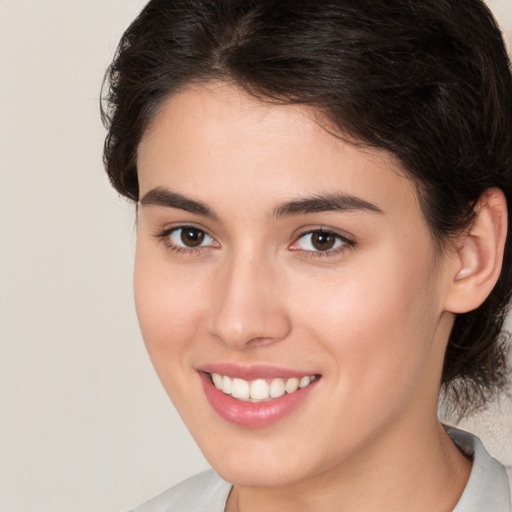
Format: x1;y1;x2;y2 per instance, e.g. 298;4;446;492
443;188;508;314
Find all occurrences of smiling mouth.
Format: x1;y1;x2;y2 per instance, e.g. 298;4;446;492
209;373;318;403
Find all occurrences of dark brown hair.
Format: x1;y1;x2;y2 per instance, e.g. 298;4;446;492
102;0;512;417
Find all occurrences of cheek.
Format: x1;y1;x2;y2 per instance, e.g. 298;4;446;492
290;252;440;404
133;245;207;379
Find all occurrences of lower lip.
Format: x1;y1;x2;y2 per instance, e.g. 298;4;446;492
199;372;319;428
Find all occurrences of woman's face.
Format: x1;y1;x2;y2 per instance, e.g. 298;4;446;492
135;83;456;487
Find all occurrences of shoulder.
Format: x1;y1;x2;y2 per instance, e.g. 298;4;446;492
445;426;511;511
506;466;512;505
129;469;232;512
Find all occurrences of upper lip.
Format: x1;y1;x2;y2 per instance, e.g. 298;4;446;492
196;363;319;381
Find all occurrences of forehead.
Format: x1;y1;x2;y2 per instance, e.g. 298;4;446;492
137;82;424;226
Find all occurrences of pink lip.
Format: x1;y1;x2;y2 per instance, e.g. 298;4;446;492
198;366;320;428
197;363;314;381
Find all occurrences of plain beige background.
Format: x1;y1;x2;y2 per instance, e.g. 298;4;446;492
0;1;511;511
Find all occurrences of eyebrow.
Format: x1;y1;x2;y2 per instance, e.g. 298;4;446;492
272;193;384;219
140;187;216;218
139;187;384;219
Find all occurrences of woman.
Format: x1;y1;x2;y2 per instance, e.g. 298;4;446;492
102;0;512;510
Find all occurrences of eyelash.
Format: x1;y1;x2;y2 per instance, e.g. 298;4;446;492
290;229;355;258
155;225;217;256
154;226;355;258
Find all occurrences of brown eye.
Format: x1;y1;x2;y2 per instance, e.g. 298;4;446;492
180;227;205;247
166;227;215;249
292;230;347;253
311;231;337;251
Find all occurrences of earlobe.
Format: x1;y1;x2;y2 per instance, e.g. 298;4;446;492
444;188;508;314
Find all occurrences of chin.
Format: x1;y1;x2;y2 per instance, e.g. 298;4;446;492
212;456;310;488
194;429;321;488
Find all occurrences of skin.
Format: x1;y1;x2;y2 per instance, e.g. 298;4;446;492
135;83;474;511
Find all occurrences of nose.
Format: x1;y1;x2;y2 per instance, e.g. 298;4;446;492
206;251;292;349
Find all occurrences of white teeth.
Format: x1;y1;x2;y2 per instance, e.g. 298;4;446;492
210;373;316;402
212;373;224;389
285;377;299;394
250;379;270;400
231;378;249;399
269;378;285;398
299;376;311;388
222;375;232;395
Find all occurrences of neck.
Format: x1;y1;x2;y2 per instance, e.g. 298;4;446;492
226;418;471;512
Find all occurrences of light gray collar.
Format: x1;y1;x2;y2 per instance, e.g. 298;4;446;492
446;426;511;511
